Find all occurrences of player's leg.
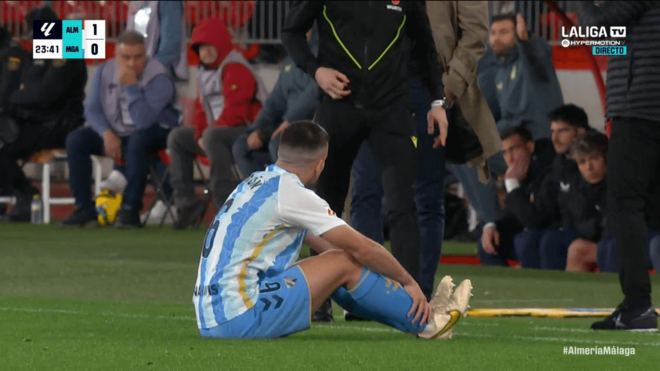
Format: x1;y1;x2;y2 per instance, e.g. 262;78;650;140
566;239;598;272
513;228;545;268
298;250;471;339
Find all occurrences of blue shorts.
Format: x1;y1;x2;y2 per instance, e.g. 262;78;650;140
199;265;312;339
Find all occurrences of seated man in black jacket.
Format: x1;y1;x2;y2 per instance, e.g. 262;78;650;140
516;104;588;270
564;132;609;272
0;6;87;222
478;126;555;267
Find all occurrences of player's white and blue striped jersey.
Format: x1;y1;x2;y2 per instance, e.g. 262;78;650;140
193;165;346;329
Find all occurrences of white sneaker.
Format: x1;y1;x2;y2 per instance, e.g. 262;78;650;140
418;279;472;340
99;170;127;193
140;200;178;224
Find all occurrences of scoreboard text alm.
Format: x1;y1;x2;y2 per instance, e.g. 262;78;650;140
33;20;105;60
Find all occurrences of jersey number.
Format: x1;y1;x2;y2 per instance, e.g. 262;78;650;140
201;198;234;258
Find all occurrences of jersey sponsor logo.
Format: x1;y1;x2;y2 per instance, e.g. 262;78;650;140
193;284;220;296
496;82;503;91
560;182;571;193
387;4;402;12
327;208;336;216
391;0;400;4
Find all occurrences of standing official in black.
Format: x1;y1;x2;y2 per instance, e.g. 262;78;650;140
0;6;87;222
579;1;660;331
282;1;448;276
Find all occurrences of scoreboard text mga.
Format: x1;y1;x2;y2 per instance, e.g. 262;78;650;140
33;20;106;60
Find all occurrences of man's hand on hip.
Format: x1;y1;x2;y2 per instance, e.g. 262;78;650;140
315;67;351;100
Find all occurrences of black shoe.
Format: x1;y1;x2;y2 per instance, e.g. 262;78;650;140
114;206;143;229
591;302;658;331
312;299;334;322
344;310;371;322
60;207;99;228
173;200;206;230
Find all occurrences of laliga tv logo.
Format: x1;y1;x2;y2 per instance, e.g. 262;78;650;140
560;26;626;48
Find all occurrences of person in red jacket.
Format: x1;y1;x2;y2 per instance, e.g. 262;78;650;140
168;18;268;229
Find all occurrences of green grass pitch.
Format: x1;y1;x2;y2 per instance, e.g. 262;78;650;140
1;223;659;370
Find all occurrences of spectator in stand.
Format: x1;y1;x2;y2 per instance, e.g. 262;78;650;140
478;126;555;267
61;31;178;228
232;26;318;178
168;18;268;230
99;0;187;224
580;0;660;331
0;6;86;222
564;132;609;272
450;13;564;235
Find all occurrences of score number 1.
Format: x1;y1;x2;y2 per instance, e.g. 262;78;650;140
84;20;106;59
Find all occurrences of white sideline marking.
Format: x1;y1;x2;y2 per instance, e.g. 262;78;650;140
3;306;659;346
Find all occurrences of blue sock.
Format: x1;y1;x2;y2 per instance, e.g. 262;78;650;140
331;268;427;334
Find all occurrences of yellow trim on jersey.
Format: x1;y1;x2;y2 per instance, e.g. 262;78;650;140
238;225;286;308
368;15;406;71
323;5;362;69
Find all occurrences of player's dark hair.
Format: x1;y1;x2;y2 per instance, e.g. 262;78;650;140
549;104;589;130
570;131;608;160
500;126;533;143
278;121;329;165
116;30;145;46
491;13;517;27
280;120;329;152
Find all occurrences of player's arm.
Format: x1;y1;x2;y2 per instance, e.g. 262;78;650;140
320;225;417;287
278;184;416;287
303;233;340;254
10;59;78;107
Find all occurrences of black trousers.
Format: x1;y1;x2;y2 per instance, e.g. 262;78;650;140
0;119;72;196
608;116;660;307
314;96;421;280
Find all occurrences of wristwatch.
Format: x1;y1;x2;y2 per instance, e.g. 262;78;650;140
431;98;449;110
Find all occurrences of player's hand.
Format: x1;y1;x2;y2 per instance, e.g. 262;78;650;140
315;67;351;100
271;120;289;139
427;105;449;148
247;130;263;150
118;66;138;86
504;155;530;180
516;13;529;41
403;281;433;326
482;225;500;255
102;130;122;162
443;86;455;108
197;137;205;153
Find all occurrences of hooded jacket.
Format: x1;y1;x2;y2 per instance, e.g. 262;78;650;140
191;18;263;139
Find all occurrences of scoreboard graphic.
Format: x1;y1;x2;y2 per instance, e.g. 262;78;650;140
33;20;105;59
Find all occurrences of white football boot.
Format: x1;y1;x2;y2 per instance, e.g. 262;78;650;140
418;279;473;340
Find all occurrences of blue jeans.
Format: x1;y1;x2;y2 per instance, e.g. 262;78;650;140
448;152;507;224
66;125;170;212
349;77;446;298
538;228;579;270
231;131;280;178
477;228;546;267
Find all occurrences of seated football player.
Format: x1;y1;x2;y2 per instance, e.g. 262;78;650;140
61;30;179;228
478;126;555;268
168;18;268;229
563;132;608;272
193;121;472;340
